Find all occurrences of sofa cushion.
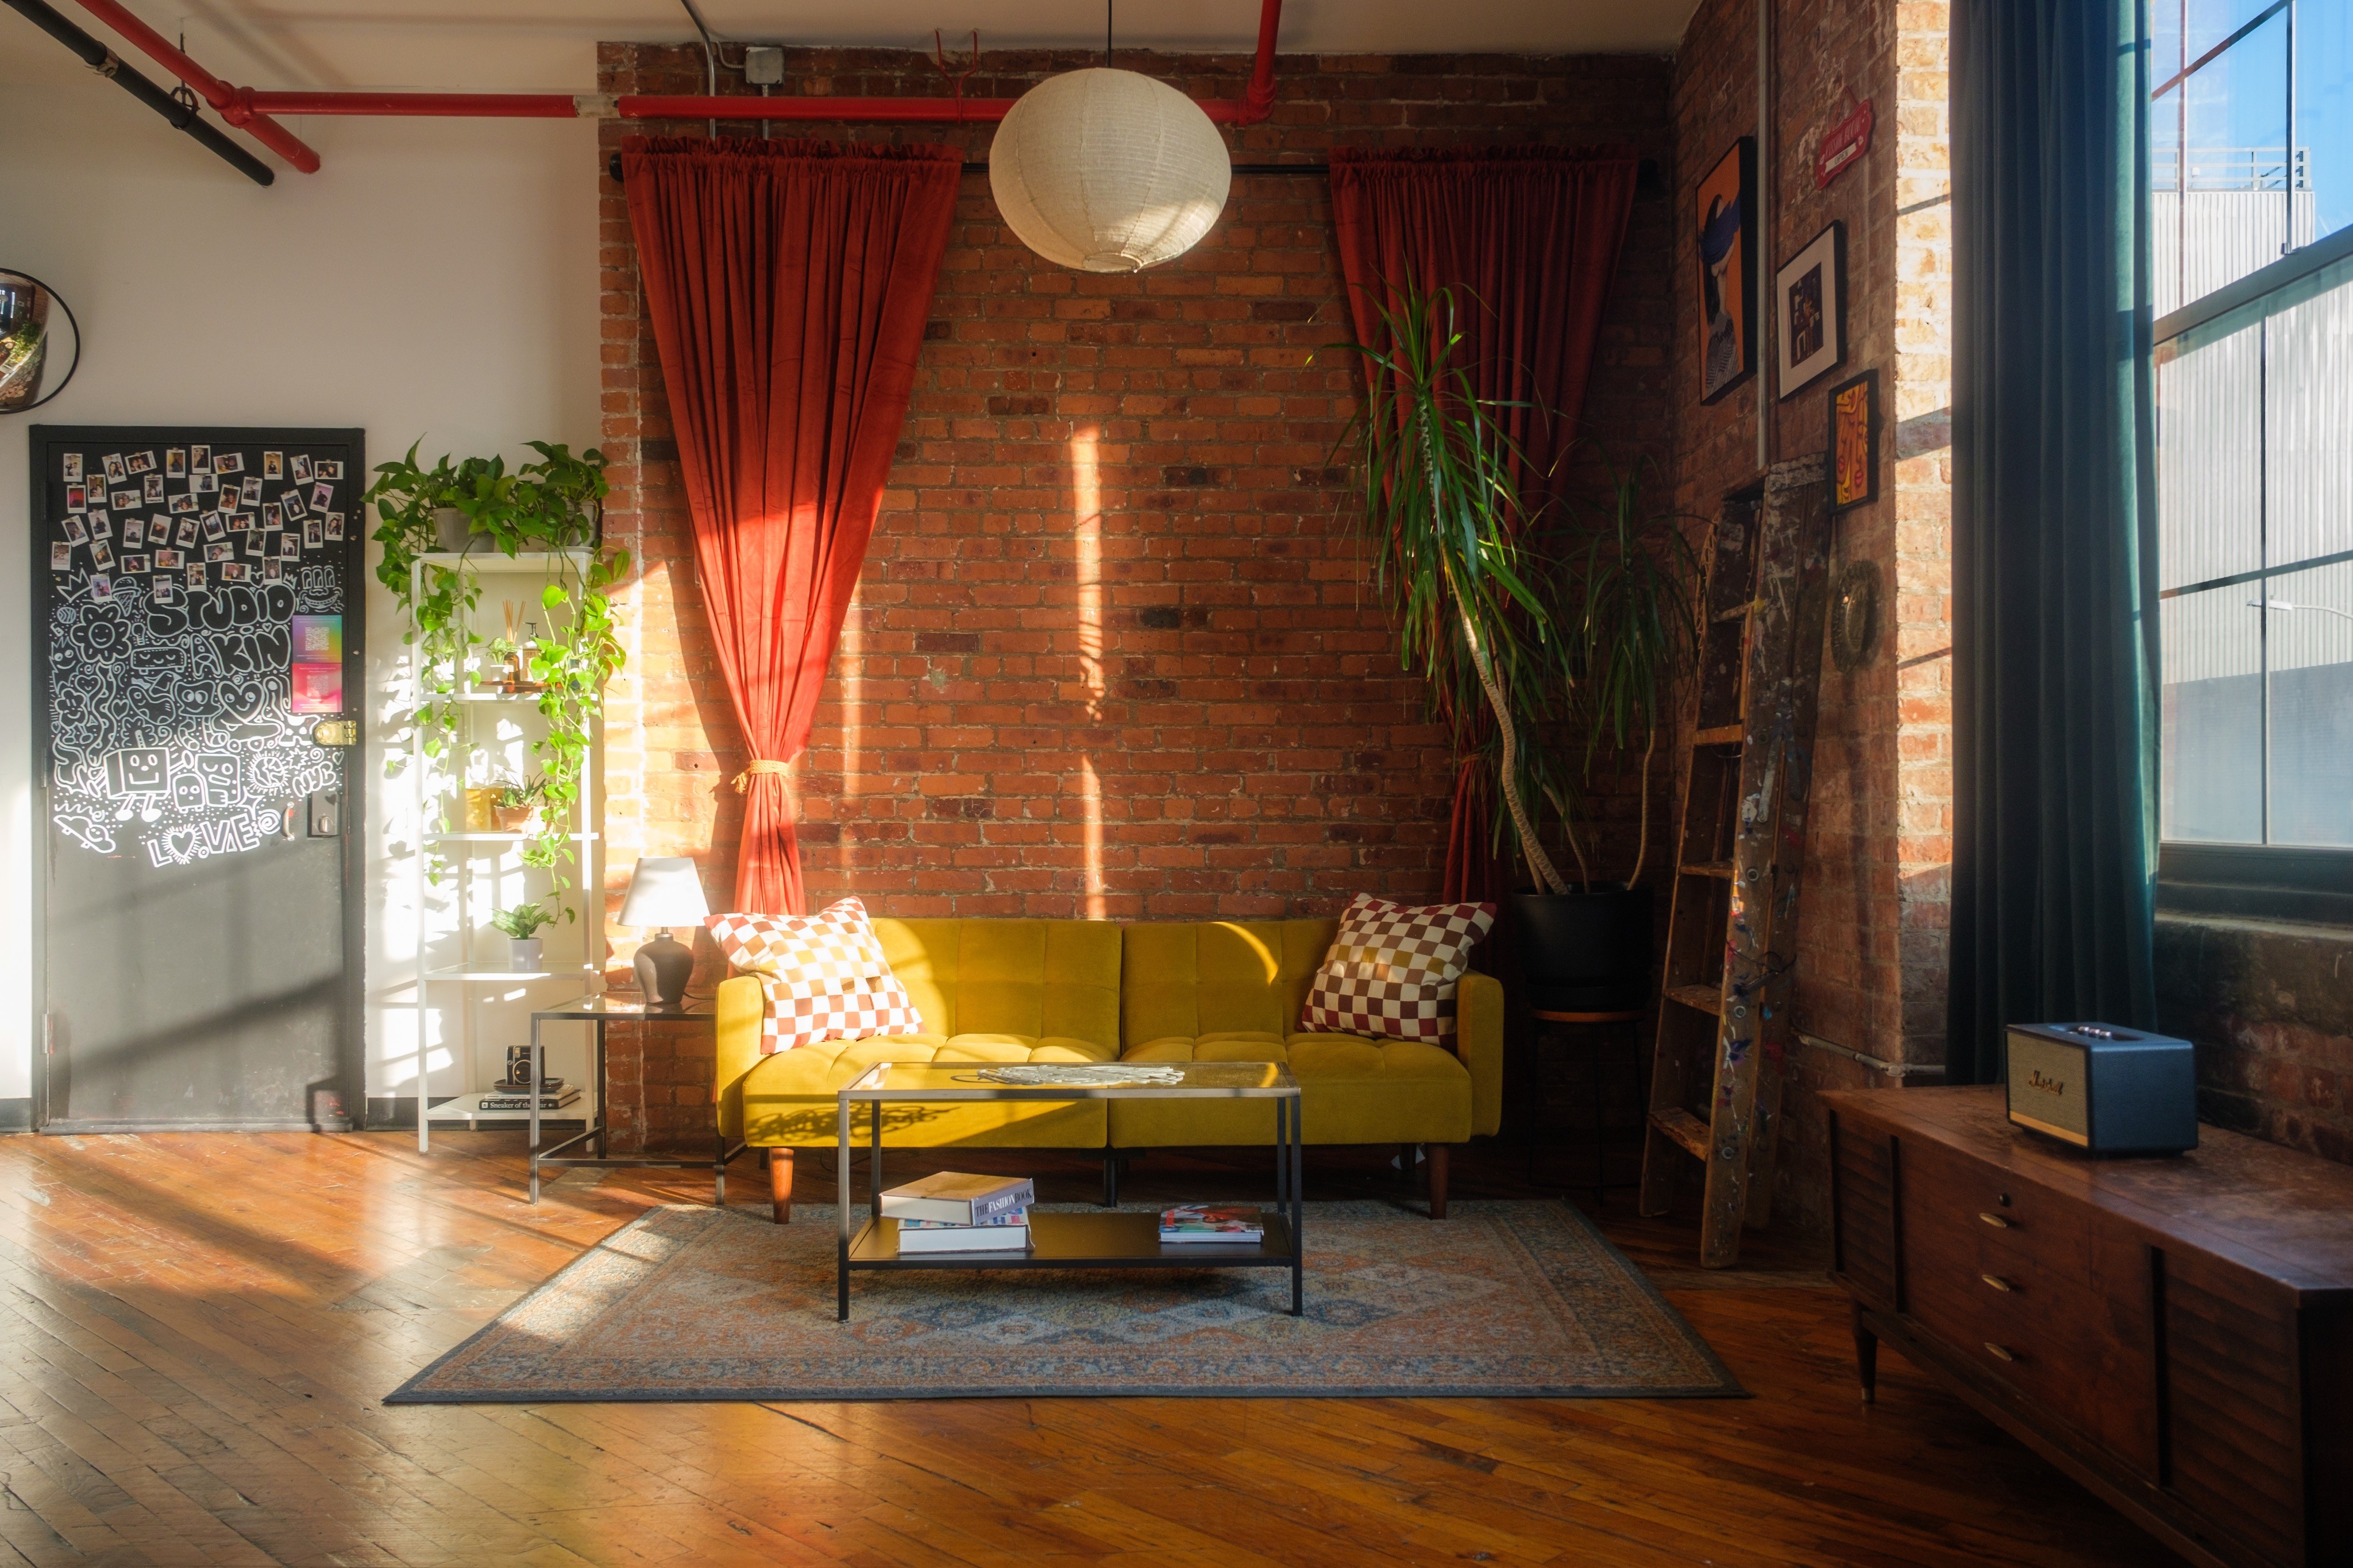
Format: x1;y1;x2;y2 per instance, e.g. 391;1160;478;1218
738;1030;1111;1147
875;917;1122;1052
1106;1028;1472;1149
1299;893;1495;1041
1121;920;1337;1048
707;899;923;1052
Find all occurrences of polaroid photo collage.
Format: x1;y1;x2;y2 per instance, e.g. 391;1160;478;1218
56;446;348;604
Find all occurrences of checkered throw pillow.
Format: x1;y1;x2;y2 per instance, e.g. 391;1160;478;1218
705;898;924;1053
1299;893;1496;1041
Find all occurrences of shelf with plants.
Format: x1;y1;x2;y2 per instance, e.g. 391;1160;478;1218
371;441;630;1151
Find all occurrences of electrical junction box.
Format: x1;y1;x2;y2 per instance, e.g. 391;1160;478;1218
744;46;785;86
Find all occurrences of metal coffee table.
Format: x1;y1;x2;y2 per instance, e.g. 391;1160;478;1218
834;1061;1304;1321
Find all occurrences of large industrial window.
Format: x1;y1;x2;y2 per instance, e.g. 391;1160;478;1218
2154;0;2353;917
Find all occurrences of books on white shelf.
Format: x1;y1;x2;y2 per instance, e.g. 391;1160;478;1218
879;1171;1035;1225
476;1086;584;1111
893;1222;1032;1254
1159;1204;1265;1243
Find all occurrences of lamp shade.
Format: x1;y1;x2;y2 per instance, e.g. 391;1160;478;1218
618;856;709;928
988;68;1230;273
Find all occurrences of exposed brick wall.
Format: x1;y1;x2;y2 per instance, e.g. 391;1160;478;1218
1667;0;1954;1241
2158;915;2353;1164
593;42;1676;1149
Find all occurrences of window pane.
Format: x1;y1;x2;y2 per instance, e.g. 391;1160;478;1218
2262;561;2353;845
2186;0;2281;61
2152;10;2293;307
2265;268;2353;567
2301;1;2352;245
2162;587;2266;843
2157;320;2262;590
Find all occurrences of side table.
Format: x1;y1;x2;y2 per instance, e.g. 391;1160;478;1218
524;995;743;1203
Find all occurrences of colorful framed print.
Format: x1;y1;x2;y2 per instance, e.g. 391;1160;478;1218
1694;137;1756;404
1776;221;1845;398
1829;369;1879;512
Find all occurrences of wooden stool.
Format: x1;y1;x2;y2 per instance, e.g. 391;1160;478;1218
1526;1009;1647;1203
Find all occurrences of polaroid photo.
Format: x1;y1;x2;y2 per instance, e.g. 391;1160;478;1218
222;562;249;582
318;459;342;481
90;574;112;603
263;451;283;479
65;485;86;512
50;542;71;571
215;450;244;476
241;476;263;506
303;519;323;547
143;473;165;504
279;532;301;560
122;517;145;549
190;444;210;471
263;558;283;582
310;481;333;512
227;511;249;532
61;453;83;482
61;515;86;544
153;578;178;605
184;561;202;586
128;450;156;475
244;533;263;557
111;488;138;512
90;540;112;570
202;514;226;542
88;511;111;539
290;454;313;484
102;453;127;484
165;449;186;479
205;542;232;563
171;492;198;514
175;517;197;547
324;511;344;541
193;472;217;495
122;554;149;575
281;488;307;522
263;502;282;530
157;549;182;569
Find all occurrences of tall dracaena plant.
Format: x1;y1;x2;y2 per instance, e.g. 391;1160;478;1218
1553;451;1702;889
1341;284;1572;896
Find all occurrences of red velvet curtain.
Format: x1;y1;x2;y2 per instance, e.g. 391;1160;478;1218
1329;145;1641;903
622;137;960;914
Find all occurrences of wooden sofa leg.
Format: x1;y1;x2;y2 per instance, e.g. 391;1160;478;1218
1429;1143;1449;1219
770;1148;793;1224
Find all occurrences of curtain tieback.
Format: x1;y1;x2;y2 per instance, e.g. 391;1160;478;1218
731;758;788;793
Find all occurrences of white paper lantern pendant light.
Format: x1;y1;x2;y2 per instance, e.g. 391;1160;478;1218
989;62;1233;273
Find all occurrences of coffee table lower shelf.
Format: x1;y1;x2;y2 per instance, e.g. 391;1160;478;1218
839;1212;1302;1319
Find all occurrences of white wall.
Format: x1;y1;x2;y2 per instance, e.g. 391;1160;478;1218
0;79;599;1117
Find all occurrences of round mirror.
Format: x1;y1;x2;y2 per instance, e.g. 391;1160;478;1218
0;271;81;414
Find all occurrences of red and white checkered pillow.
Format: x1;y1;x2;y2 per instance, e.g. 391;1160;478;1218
705;898;924;1053
1299;893;1496;1041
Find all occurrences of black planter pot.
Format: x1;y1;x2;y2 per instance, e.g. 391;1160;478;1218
1511;885;1654;1015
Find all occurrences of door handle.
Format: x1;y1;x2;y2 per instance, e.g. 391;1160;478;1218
1980;1273;2013;1293
1984;1342;2017;1363
310;718;359;747
1978;1211;2012;1229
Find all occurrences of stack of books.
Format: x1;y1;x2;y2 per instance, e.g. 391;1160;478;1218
1158;1204;1266;1244
477;1084;583;1112
881;1172;1036;1253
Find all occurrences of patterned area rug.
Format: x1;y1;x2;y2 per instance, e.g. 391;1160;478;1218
387;1200;1743;1403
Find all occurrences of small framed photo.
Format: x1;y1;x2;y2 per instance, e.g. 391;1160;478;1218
263;451;283;479
282;488;308;522
176;517;198;547
206;542;232;563
317;459;342;481
65;484;87;512
190;444;210;471
144;473;165;504
242;476;263;505
111;488;139;512
89;574;113;603
90;540;112;570
157;548;182;569
1695;137;1757;404
1829;369;1880;512
153;578;178;605
221;562;250;582
170;492;198;515
61;453;83;482
122;517;145;549
324;511;344;541
229;511;250;532
303;518;323;548
102;453;128;484
263;502;283;529
1776;221;1846;399
165;448;187;478
245;532;264;557
193;471;217;495
61;515;87;544
51;541;71;570
127;449;156;475
88;511;111;539
185;563;205;588
215;450;245;476
263;558;284;582
290;454;313;484
310;481;333;512
203;513;226;542
122;554;149;575
279;532;302;559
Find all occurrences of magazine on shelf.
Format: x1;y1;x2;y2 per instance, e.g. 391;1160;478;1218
1158;1204;1266;1242
879;1171;1036;1225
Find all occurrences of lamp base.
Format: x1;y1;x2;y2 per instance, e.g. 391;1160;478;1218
634;930;695;1011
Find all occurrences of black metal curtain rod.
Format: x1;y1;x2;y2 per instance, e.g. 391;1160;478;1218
2;0;273;185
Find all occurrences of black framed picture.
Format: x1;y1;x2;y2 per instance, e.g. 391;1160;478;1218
1829;370;1878;512
1776;221;1845;398
1694;137;1756;404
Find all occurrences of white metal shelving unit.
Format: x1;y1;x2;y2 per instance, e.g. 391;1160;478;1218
408;551;604;1152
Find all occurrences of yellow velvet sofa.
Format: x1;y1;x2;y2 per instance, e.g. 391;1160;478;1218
713;916;1503;1221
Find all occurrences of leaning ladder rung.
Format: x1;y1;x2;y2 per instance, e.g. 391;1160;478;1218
1650;1107;1711;1160
1692;724;1742;747
1665;984;1722;1016
1679;861;1734;879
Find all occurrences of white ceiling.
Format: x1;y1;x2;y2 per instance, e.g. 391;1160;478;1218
2;1;1699;91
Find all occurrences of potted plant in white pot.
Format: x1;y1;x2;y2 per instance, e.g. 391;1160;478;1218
492;901;558;972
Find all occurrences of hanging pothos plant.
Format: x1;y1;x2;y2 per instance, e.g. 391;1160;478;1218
368;441;628;904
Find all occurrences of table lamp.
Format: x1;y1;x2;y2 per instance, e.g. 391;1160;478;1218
619;856;708;1010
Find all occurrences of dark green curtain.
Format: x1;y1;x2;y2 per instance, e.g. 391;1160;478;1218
1947;0;2160;1084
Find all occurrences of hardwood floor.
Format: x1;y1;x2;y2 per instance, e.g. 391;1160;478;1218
0;1130;2183;1567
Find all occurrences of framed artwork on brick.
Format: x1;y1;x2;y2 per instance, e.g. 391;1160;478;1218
1775;221;1845;398
1694;137;1755;404
1829;369;1878;512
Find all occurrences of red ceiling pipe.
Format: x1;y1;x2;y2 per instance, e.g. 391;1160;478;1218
66;0;321;171
616;94;1020;122
244;91;583;118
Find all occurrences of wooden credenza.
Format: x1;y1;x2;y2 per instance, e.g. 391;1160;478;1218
1825;1087;2353;1568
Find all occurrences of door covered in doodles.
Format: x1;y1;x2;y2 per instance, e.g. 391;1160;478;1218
32;426;364;1130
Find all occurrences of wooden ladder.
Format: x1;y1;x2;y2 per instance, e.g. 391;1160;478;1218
1638;455;1833;1268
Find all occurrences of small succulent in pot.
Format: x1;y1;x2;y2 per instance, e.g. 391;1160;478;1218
491;774;546;833
492;899;558;971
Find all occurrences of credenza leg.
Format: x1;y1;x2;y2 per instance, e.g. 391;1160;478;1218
1852;1300;1878;1404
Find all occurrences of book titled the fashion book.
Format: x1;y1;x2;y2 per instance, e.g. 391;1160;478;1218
892;1221;1032;1255
879;1171;1035;1225
1159;1204;1265;1243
